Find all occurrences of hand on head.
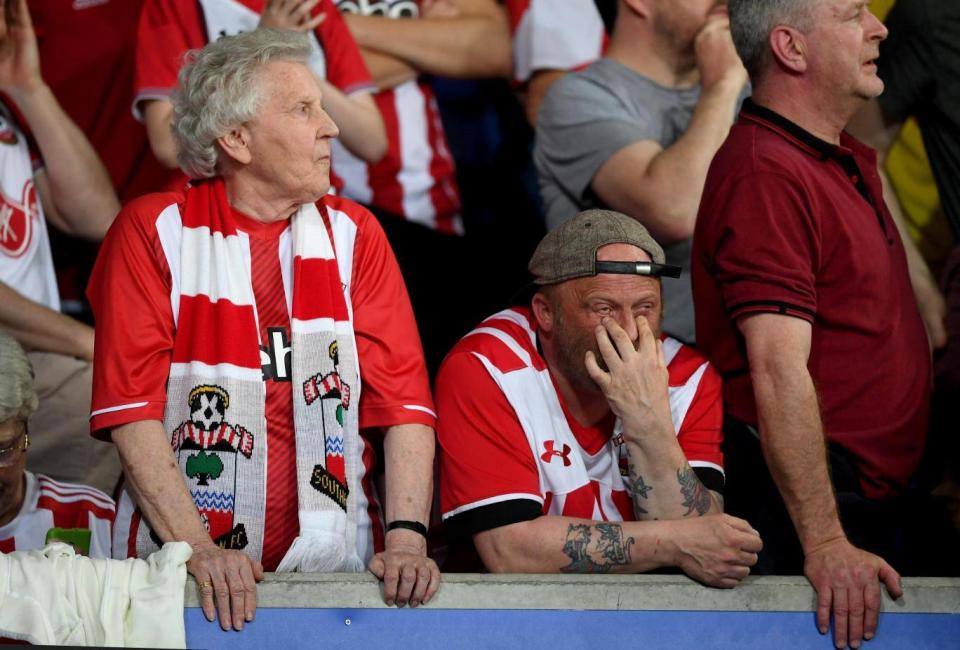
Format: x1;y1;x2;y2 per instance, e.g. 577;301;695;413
259;0;327;32
585;314;673;440
693;10;747;91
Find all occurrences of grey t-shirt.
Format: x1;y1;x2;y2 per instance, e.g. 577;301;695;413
534;59;703;343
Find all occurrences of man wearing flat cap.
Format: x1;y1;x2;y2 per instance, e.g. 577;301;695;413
435;210;761;583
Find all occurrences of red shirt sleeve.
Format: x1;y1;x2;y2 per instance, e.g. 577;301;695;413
134;0;204;120
318;0;374;95
87;194;180;438
344;199;435;430
676;363;724;473
436;349;542;523
709;172;819;324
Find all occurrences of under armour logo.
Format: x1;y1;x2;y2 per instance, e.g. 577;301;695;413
541;441;572;467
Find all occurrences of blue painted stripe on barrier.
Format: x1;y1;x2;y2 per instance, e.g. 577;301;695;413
185;608;960;650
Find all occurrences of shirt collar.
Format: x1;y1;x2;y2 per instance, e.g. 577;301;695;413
740;97;853;161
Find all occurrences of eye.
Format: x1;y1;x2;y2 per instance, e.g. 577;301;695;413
595;304;613;316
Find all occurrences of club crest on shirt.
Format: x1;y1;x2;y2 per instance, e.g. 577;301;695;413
0;115;18;146
171;384;254;550
0;180;37;258
304;341;352;510
336;0;419;19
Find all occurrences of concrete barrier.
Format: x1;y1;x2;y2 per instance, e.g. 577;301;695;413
184;573;960;649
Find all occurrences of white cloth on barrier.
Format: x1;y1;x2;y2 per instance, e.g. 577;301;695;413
0;540;191;647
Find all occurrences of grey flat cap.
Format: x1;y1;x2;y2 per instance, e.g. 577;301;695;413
529;209;668;285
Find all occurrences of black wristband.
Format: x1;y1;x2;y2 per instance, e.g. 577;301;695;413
385;519;428;537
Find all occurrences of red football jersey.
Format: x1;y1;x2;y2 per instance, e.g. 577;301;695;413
0;472;114;559
332;0;461;234
32;0;169;202
437;308;723;537
88;190;434;569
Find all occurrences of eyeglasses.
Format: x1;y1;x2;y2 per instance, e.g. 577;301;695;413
0;423;29;467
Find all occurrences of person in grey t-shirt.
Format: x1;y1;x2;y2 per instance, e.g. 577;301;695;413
534;0;747;343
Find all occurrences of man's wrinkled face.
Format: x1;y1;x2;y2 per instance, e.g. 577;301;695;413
0;418;27;523
549;244;663;393
805;0;888;101
244;60;340;205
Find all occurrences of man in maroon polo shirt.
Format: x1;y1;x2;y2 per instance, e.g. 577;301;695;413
694;1;924;648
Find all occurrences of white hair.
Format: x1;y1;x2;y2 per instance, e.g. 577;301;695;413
0;332;37;424
172;29;313;179
728;0;817;80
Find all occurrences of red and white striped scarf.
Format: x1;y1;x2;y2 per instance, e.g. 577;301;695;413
131;178;363;572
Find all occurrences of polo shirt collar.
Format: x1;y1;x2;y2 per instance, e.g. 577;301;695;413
740;98;852;161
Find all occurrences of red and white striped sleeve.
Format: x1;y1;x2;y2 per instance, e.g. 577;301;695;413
667;341;725;492
436;347;543;539
317;0;376;96
88;193;181;438
36;474;116;559
336;197;436;430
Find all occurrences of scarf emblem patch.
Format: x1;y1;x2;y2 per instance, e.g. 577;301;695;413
171;384;254;550
304;341;352;511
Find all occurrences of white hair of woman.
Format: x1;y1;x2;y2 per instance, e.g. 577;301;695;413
172;28;313;179
0;332;38;424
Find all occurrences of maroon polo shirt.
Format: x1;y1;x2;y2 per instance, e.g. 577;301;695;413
692;99;930;500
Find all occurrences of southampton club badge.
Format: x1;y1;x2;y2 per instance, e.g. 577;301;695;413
171;385;254;550
303;341;352;510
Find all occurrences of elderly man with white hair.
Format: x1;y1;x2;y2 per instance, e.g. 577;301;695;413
0;331;114;558
87;29;440;632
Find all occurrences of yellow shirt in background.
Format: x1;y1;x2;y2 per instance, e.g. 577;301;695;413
870;0;952;268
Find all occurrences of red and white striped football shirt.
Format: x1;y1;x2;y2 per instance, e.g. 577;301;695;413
332;0;462;234
505;0;607;85
0;472;115;558
437;307;723;537
88;190;435;570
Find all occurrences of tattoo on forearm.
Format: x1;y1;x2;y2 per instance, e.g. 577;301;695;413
628;463;653;517
560;523;635;574
678;466;712;516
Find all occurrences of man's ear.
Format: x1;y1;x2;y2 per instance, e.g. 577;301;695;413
531;291;556;334
217;124;253;166
769;25;809;74
620;0;651;20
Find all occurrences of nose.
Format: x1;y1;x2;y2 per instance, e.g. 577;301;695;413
619;312;639;346
865;7;888;42
317;107;340;140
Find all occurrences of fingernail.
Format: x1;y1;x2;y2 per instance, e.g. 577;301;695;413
851;641;860;649
864;633;873;640
385;600;393;606
246;613;254;622
410;600;419;608
819;626;828;635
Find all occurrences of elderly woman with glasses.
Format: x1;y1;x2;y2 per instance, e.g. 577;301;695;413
0;332;114;557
